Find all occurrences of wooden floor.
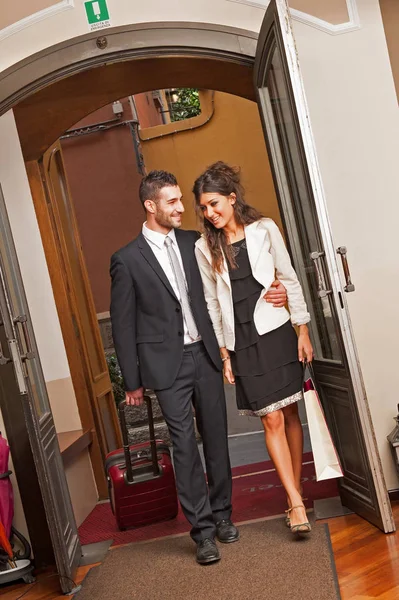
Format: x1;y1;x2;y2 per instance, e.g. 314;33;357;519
326;503;399;600
1;504;399;600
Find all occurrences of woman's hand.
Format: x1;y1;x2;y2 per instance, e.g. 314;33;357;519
298;325;313;363
223;357;235;384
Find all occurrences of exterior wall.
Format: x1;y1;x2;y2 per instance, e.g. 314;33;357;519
61;93;165;314
140;90;282;232
61;98;145;314
135;92;166;128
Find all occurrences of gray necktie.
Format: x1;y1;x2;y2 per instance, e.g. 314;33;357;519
164;236;199;340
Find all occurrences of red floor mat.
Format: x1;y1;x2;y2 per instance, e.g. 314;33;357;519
78;452;338;547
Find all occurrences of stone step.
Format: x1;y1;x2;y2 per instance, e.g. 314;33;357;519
127;419;202;446
127;421;171;445
124;393;164;428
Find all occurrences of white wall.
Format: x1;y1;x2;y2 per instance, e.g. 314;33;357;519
0;0;264;73
293;0;399;489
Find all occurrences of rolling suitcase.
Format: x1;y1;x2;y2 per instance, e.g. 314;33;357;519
105;396;179;531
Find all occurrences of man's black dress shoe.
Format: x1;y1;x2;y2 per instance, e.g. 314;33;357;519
215;519;240;543
196;538;220;564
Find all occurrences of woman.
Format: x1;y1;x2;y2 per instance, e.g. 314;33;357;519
193;162;314;535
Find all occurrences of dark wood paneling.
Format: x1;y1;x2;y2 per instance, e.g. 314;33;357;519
316;363;382;528
389;489;399;501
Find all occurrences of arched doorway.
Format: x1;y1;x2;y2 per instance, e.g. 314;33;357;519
0;7;393;594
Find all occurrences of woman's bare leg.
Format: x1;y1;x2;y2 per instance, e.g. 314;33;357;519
261;409;307;529
282;402;304;497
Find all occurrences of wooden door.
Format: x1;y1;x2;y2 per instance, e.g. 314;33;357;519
26;142;122;499
254;0;394;532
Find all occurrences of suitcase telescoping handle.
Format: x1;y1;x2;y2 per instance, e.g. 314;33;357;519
118;396;160;484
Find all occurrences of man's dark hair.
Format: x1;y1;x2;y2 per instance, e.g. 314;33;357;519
139;170;178;206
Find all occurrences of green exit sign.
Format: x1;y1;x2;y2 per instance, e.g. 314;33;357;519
84;0;111;31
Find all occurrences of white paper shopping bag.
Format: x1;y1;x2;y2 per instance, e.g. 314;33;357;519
303;369;343;482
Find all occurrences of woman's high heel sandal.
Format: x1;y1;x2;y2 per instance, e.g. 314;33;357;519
286;505;311;534
285;495;308;527
285;510;291;528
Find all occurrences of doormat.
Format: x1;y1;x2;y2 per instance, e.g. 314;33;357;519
75;519;341;600
78;452;338;546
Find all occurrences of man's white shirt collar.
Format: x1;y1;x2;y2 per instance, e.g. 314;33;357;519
142;222;177;250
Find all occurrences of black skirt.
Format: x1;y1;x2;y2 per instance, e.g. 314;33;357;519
228;239;302;416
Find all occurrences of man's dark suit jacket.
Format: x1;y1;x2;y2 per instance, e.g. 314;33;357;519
110;229;222;391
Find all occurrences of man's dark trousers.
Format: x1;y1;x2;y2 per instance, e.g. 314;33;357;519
156;341;231;541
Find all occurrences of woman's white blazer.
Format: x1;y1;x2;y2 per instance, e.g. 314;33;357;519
194;218;310;351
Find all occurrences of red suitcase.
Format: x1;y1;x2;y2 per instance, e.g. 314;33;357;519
105;396;179;531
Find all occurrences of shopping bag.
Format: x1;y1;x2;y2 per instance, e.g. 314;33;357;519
303;364;343;482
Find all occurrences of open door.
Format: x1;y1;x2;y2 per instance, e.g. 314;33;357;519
27;142;122;499
0;186;80;594
254;0;394;532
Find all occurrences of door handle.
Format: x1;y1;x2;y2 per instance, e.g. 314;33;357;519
0;340;11;366
336;247;355;292
14;315;35;360
0;318;11;366
310;251;332;298
1;317;28;391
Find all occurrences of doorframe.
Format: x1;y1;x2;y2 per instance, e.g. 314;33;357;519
0;18;392;541
0;22;257;116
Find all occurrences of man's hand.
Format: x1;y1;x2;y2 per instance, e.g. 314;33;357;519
264;280;287;308
126;387;144;406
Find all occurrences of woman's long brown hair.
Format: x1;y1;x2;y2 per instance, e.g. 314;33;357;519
193;161;263;273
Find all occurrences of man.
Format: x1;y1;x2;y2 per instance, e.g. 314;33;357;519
110;170;287;564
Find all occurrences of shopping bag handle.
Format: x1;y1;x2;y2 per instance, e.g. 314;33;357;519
302;359;316;391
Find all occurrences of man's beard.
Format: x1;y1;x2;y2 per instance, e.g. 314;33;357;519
155;208;182;229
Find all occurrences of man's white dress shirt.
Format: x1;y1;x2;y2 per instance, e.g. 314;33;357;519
142;223;200;345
